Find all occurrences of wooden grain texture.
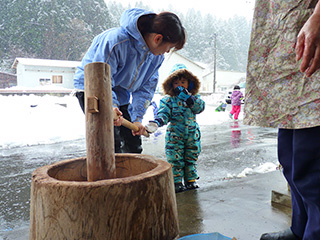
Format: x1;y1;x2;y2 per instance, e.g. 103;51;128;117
29;155;179;240
113;110;150;137
84;62;116;181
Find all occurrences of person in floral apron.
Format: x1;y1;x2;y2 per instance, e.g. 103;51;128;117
244;0;320;239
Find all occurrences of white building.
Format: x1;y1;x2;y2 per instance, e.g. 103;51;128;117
11;56;246;94
203;70;246;93
158;52;246;93
12;58;80;89
158;52;205;93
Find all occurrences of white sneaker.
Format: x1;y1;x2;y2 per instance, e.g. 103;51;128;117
229;113;233;119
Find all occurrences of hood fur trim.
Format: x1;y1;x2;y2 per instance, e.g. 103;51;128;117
162;69;201;96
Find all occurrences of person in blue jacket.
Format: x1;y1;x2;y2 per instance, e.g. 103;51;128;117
73;8;186;153
146;64;205;193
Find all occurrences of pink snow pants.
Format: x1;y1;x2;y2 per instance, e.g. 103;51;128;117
230;105;241;120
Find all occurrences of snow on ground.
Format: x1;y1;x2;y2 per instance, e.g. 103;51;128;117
235;162;278;178
0;91;275;176
0;92;228;149
0;94;85;148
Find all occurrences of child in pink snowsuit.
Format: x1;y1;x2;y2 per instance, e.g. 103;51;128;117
229;85;244;120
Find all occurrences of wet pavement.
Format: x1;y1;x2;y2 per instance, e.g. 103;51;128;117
0;106;292;240
1;171;291;240
176;171;291;240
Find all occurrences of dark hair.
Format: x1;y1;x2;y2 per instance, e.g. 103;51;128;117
234;85;240;90
138;12;186;50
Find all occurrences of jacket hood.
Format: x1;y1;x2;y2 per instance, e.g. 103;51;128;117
120;8;155;46
162;69;201;96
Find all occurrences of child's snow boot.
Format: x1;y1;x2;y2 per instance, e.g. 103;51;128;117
185;180;199;190
174;182;186;193
229;113;233;119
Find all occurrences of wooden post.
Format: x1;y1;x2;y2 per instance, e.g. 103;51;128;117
84;62;116;181
29;63;179;240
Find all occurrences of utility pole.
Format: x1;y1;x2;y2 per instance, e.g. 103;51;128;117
212;33;217;93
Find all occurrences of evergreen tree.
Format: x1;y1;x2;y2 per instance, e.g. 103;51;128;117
179;9;204;62
36;0;111;60
0;1;252;74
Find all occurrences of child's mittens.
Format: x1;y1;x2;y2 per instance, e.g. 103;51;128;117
145;119;164;133
174;86;190;101
174;86;195;106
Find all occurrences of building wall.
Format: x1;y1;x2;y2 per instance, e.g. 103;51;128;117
0;72;17;89
13;56;205;92
157;52;205;93
16;64;77;89
12;57;245;94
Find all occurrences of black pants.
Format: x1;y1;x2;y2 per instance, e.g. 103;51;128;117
76;92;142;153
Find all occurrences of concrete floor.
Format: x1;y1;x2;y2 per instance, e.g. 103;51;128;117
2;170;291;240
176;170;291;240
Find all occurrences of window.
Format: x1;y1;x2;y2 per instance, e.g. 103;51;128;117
52;75;63;84
39;78;51;85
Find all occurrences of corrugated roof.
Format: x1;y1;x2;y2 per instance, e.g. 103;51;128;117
12;58;81;69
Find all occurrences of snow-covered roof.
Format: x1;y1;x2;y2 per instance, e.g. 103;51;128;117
12;58;81;69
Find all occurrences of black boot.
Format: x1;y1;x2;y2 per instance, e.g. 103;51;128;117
174;182;186;193
260;228;301;240
185;181;199;190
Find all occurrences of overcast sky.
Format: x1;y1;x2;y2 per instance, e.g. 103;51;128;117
105;0;255;20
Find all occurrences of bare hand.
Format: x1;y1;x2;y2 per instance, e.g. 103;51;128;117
113;107;123;126
295;12;320;77
132;122;146;136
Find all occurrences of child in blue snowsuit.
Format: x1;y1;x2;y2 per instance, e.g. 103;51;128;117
146;64;205;193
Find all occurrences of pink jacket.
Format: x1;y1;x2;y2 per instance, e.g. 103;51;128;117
231;90;243;106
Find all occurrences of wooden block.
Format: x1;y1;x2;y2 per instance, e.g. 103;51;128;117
271;190;291;209
87;96;99;113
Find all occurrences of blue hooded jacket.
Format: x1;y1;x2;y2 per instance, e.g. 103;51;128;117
73;8;164;122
